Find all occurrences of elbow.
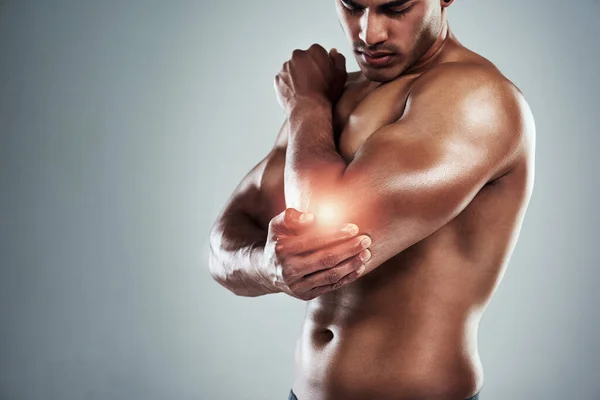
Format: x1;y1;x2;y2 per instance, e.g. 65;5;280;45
208;247;246;296
207;227;231;289
208;246;227;286
207;235;260;298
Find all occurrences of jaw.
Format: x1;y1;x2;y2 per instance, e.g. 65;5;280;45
356;60;407;83
360;69;394;83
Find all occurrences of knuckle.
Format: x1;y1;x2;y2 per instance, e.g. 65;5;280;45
284;208;295;221
335;274;356;290
309;43;322;52
274;241;286;256
313;235;329;249
321;253;337;269
326;268;339;284
285;208;294;217
332;278;347;290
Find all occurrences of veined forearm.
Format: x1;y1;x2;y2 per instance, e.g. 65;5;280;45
209;213;280;297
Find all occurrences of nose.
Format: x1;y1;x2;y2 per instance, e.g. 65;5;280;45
358;9;388;47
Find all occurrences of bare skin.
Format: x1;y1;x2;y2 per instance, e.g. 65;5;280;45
209;1;535;399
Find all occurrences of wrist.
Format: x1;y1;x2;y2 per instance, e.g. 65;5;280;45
254;244;282;294
287;94;331;115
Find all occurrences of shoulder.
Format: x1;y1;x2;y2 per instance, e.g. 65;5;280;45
408;61;535;150
388;61;535;179
410;62;510;107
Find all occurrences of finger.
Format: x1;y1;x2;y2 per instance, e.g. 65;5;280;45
300;248;371;290
308;43;328;59
298;234;371;275
277;235;367;289
271;208;314;236
284;208;314;230
329;48;346;71
334;52;346;72
308;43;332;72
277;223;360;255
303;258;368;299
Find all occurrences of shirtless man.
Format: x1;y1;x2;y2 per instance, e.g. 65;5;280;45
209;0;535;399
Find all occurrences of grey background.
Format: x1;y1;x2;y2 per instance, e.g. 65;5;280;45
1;1;598;399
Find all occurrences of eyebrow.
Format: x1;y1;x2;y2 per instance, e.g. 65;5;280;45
342;0;413;8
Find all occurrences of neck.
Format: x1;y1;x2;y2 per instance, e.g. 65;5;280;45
404;20;451;75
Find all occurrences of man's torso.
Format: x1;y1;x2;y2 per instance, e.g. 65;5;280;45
265;38;534;400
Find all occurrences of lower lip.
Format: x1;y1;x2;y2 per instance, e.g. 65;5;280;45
361;52;395;67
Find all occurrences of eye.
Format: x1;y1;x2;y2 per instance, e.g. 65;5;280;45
385;5;414;18
346;6;364;16
341;0;364;16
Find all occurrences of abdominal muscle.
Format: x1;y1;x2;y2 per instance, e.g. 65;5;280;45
291;239;490;400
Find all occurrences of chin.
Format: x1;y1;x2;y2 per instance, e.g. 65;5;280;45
355;57;406;83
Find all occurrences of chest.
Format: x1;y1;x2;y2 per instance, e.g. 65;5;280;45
332;76;417;162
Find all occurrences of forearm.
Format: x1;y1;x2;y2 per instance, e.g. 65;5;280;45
284;99;348;214
285;101;357;222
209;211;280;297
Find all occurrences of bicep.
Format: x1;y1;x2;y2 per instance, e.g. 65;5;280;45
340;125;503;272
331;70;525;272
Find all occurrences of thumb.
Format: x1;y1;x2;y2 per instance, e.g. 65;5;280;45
285;208;314;226
272;208;314;235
